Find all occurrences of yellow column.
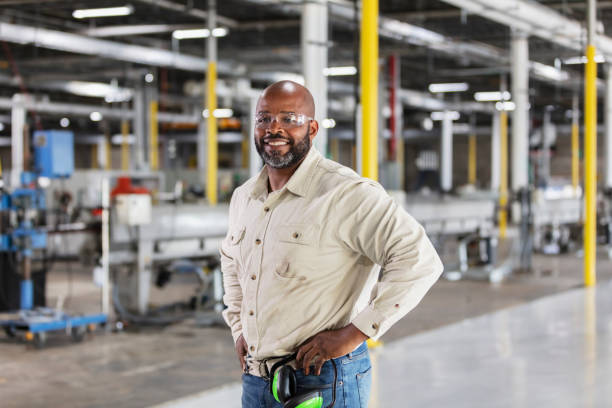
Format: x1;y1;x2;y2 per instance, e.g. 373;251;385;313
331;138;339;162
361;0;379;181
121;120;130;171
149;101;159;171
584;44;597;286
468;134;477;185
499;111;508;238
91;143;99;169
207;62;218;205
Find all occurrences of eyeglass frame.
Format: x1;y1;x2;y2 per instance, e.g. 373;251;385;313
254;112;314;130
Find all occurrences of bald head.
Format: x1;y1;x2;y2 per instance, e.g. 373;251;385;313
258;80;315;118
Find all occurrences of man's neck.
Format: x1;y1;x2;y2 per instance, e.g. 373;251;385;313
267;151;310;192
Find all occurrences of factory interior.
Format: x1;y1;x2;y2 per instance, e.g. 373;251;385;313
1;0;612;407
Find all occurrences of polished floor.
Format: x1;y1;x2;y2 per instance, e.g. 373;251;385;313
1;249;611;408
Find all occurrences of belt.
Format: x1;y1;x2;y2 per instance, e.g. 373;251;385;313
245;355;298;379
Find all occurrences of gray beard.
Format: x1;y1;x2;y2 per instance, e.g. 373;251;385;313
256;128;311;169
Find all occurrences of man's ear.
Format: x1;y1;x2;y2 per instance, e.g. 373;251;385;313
309;120;319;142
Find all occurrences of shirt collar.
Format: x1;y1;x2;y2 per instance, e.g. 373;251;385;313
249;147;321;200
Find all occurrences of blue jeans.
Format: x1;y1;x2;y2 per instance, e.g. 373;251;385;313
241;342;371;408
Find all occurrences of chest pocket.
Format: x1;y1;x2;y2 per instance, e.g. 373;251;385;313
229;226;246;246
276;223;319;247
273;224;321;280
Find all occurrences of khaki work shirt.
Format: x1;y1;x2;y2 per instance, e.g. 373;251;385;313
221;147;443;361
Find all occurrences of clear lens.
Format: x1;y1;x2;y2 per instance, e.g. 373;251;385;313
255;113;311;129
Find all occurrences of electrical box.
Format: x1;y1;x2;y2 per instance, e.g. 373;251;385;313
115;194;152;226
33;130;74;179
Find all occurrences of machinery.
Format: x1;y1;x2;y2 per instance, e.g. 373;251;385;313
0;130;106;347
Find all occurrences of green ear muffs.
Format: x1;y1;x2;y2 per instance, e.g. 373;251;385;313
269;354;337;408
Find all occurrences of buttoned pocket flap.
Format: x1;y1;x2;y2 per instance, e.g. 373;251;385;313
277;224;318;246
229;226;246;245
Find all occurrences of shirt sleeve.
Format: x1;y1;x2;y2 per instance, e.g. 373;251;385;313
221;189;244;344
334;180;444;340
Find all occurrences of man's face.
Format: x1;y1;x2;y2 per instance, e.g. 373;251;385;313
254;91;316;169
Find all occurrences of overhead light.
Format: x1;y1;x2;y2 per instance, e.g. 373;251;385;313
323;66;357;76
428;82;469;93
563;55;606;65
111;134;135;144
60;118;70;128
172;27;228;40
495;101;516;111
0;123;4;132
202;108;234;118
421;117;433;131
73;5;134;19
64;81;132;102
322;118;336;129
144;73;154;83
90;112;103;122
474;91;511;102
431;111;460;121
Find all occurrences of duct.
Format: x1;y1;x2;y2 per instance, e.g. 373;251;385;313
80;24;202;38
0;97;200;123
440;0;612;58
0;22;241;75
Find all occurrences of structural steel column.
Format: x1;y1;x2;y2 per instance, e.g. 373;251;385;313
440;112;453;192
11;94;25;188
468;134;477;185
360;0;379;181
121;119;130;171
572;95;580;191
511;31;530;192
302;0;328;155
605;64;612;191
541;108;552;186
207;0;218;205
499;110;509;238
149;101;159;171
491;110;501;191
584;0;598;286
133;84;146;170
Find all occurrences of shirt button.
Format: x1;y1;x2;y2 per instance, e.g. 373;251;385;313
249;310;254;316
372;323;379;330
292;232;300;239
255;239;261;245
264;207;270;212
251;275;257;280
250;345;255;352
394;304;400;308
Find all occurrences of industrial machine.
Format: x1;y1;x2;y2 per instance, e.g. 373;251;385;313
0;130;106;347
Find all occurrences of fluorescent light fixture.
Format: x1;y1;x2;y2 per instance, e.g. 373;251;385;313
322;118;336;129
64;81;132;102
431;111;460;121
495;101;516;111
0;123;4;132
421;117;433;131
144;73;154;83
73;6;134;19
202;108;234;118
60;118;70;128
531;62;569;82
323;66;357;76
172;27;228;40
90;112;103;122
474;91;511;102
428;82;469;93
563;55;606;65
111;134;135;144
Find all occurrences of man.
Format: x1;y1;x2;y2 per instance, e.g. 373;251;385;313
221;80;443;408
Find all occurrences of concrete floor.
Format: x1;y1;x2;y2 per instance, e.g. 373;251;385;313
0;249;610;408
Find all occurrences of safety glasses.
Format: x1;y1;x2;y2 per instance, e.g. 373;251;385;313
255;112;313;130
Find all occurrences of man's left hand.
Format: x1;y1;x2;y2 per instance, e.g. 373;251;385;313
295;324;369;375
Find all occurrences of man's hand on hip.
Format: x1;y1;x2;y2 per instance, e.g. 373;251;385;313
235;334;248;372
295;324;369;376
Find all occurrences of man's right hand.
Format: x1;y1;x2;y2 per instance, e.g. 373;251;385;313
235;334;248;372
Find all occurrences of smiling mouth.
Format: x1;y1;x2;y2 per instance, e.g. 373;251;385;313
264;138;290;146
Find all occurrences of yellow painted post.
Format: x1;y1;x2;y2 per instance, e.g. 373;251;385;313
499;111;508;238
468;134;477;185
331;138;339;162
91;143;99;169
207;62;218;205
361;0;379;181
149;101;159;171
584;43;597;287
121;120;130;171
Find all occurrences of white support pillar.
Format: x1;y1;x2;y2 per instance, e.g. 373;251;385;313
249;96;262;178
491;110;501;191
605;64;612;190
133;84;146;170
511;30;530;192
11;94;25;188
541;108;552;186
440;111;454;192
197;119;206;172
301;0;328;155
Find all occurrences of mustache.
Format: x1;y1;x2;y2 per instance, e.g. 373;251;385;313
262;133;292;144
